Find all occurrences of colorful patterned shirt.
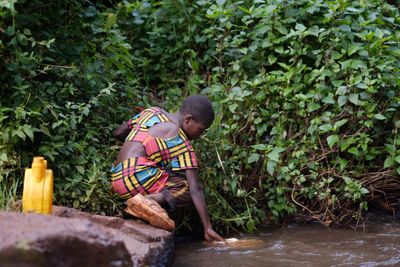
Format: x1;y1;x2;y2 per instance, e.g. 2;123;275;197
111;107;198;198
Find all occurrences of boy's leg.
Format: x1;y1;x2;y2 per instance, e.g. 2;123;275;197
160;174;192;211
125;193;175;231
145;193;167;206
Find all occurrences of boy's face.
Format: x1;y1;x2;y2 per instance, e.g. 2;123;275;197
183;115;208;140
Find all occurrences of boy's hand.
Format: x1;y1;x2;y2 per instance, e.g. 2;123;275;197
113;121;130;141
204;227;225;242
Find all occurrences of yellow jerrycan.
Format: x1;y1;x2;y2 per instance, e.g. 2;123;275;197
22;156;54;214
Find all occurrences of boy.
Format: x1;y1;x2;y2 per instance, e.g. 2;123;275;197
111;95;224;242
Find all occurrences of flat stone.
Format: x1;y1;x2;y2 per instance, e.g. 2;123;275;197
53;206;174;266
0;212;132;267
0;207;174;267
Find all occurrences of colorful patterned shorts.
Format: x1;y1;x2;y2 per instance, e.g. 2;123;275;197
111;158;192;210
161;174;192;210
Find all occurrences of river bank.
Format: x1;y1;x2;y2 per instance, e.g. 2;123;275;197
0;206;174;267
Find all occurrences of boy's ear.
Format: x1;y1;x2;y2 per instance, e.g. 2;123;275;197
183;114;194;124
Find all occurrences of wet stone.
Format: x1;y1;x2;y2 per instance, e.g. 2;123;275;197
0;207;174;267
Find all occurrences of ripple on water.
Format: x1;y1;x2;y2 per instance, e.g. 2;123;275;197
376;233;400;237
360;256;400;267
198;246;229;252
229;250;256;255
269;240;285;250
331;251;358;264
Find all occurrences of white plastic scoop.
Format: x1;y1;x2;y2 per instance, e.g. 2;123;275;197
212;238;265;248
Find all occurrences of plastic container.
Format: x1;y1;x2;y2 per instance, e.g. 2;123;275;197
22;156;53;214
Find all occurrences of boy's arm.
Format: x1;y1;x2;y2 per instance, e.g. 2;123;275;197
113;121;130;141
185;169;224;242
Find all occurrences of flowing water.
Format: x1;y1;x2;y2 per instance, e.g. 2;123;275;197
174;219;400;267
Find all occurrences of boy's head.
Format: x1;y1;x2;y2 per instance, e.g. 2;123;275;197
179;95;214;140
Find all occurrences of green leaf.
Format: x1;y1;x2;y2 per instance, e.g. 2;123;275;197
339;158;348;171
384;157;394;168
246;219;255;232
343;176;352;184
318;124;332;132
332;80;344;87
248;153;260;164
334;119;348;130
252;144;266;150
264;4;277;15
267;150;279;162
23;124;34;142
271;208;279;217
295;23;306;32
73;200;80;208
229;103;238;113
348;147;360;156
268;55;277;65
348;93;359;105
76;166;85;175
340;25;351;32
230;180;237;191
276;26;287;35
23;28;32;36
394;155;400;164
105;13;117;30
14;130;26;140
267;160;277;175
364;120;374;128
339;137;355;151
338;96;347;107
348;44;361;56
217;0;226;6
307;103;320;112
327;135;339;149
254;117;262;124
0;0;17;10
374;114;386;120
360;187;369;194
0;153;8;162
274;46;284;54
322;96;335;104
307;25;319;36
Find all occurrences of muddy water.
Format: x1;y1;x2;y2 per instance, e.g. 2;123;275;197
174;221;400;267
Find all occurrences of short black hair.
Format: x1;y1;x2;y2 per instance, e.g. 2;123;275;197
179;95;215;127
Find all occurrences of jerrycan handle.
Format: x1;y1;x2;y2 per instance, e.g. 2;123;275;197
32;156;45;183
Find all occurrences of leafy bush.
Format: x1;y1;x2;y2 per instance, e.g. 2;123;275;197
117;0;400;230
0;0;140;213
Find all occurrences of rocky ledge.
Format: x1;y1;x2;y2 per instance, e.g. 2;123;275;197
0;206;174;267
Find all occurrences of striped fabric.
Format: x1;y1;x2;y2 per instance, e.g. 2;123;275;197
160;176;192;209
111;107;198;199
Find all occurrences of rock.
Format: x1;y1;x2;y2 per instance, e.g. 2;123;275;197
0;212;132;267
53;206;174;266
0;207;174;267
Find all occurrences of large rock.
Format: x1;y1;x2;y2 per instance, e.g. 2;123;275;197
53;206;174;266
0;207;174;267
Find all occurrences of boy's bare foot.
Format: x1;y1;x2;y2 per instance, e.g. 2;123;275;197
125;193;175;231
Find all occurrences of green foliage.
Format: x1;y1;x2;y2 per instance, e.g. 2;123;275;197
0;0;399;233
116;0;400;229
0;0;137;214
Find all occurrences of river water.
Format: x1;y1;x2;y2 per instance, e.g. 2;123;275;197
174;219;400;267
